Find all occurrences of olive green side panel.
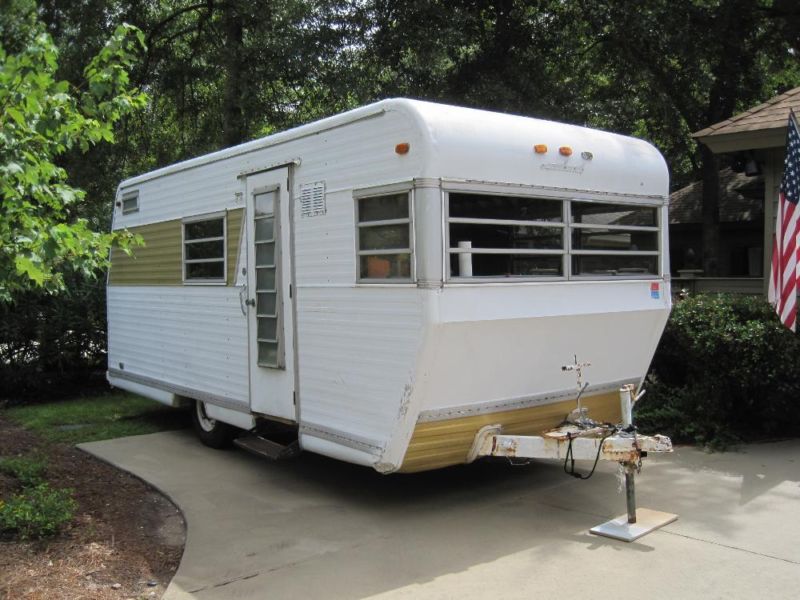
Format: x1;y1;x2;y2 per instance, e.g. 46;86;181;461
109;220;182;285
226;208;244;284
109;208;245;286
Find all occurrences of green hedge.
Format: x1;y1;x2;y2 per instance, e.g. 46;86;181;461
0;272;108;402
636;294;800;448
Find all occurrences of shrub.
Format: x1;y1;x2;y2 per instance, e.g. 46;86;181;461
0;272;109;403
0;455;47;487
636;294;800;448
0;483;76;539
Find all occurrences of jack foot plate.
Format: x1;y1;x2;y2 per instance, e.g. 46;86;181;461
590;508;678;542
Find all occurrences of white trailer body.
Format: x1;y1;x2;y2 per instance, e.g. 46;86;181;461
107;98;671;473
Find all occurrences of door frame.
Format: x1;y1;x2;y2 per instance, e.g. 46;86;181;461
241;164;300;423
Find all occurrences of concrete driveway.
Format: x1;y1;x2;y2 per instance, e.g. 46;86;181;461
79;431;800;599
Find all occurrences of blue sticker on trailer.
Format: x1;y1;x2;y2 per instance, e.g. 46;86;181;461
650;283;660;299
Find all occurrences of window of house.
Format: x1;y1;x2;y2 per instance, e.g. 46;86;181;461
448;193;566;278
183;214;226;283
356;192;413;280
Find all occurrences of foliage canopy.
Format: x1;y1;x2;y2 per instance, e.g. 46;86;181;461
0;4;145;301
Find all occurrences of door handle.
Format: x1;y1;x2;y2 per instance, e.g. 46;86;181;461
245;298;256;307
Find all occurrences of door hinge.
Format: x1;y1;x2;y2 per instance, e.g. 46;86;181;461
293;391;296;405
289;283;292;298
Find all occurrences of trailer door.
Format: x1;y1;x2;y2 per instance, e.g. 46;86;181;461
244;167;296;421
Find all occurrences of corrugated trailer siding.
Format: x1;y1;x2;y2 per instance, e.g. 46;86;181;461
116;168;238;229
109;208;244;286
114;110;422;235
109;107;426;454
288;112;426;452
296;288;425;449
293;191;357;286
107;286;248;405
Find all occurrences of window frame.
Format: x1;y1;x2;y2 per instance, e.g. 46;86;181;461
250;186;284;369
445;190;568;282
354;183;416;284
443;187;663;283
181;211;228;285
567;199;661;280
120;191;139;215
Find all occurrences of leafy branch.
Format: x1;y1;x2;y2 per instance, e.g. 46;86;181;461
0;18;147;302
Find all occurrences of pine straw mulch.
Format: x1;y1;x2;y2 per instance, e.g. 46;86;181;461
0;417;185;600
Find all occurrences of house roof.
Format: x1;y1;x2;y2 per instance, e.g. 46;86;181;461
669;168;764;225
692;87;800;153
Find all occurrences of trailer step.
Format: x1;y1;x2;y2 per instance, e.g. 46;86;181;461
234;435;301;460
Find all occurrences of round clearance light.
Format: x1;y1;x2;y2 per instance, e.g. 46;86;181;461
534;144;548;154
395;142;411;155
581;151;594;160
559;146;573;156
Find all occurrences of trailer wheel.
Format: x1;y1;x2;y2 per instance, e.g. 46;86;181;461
191;400;235;449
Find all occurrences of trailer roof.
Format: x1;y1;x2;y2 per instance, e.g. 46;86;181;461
119;99;668;198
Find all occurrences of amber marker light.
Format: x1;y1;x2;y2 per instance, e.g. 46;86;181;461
534;144;548;154
395;142;410;155
559;146;573;156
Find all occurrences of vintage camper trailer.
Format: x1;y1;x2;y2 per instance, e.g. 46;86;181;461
107;98;671;474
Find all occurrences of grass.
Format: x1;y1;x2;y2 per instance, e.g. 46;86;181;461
0;455;48;486
4;391;188;444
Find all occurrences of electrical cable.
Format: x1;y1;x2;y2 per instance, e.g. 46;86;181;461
563;428;617;480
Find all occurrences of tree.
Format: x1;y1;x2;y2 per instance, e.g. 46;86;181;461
0;2;146;301
577;0;800;274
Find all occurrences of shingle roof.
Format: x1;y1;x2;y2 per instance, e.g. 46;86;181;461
669;168;764;224
693;87;800;140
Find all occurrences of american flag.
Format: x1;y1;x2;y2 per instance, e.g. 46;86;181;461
768;110;800;331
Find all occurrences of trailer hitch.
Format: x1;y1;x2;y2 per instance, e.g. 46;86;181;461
468;384;677;542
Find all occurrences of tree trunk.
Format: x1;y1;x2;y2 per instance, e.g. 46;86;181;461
698;0;758;277
222;5;245;147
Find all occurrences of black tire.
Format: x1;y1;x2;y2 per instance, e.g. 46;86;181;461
191;400;236;449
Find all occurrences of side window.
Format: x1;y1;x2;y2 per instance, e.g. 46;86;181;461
121;191;139;214
570;202;659;276
448;193;565;278
183;215;226;283
252;191;282;368
356;192;413;280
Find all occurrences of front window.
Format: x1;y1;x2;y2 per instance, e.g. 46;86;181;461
183;215;226;283
570;201;659;276
447;192;660;279
448;193;565;277
356;192;413;280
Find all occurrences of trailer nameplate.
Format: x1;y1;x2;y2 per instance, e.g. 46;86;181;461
540;164;584;174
